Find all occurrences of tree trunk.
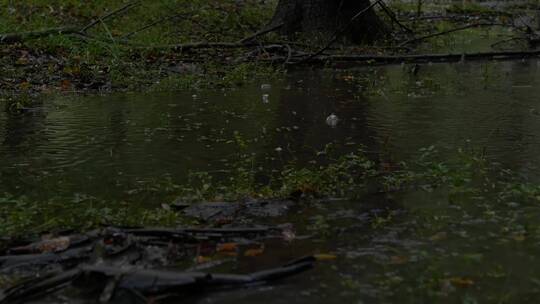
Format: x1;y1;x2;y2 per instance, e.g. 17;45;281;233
269;0;386;43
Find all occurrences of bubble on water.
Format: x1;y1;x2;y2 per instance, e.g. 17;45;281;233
326;113;339;128
262;94;269;104
261;84;271;90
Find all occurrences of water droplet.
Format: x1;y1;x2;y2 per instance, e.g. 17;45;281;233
326;113;339;128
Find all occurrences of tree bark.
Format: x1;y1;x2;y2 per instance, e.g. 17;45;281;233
269;0;386;43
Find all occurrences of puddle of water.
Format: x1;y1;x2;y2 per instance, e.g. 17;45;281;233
3;59;540;302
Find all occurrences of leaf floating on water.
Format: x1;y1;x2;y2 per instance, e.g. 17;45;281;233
314;254;337;261
244;245;264;257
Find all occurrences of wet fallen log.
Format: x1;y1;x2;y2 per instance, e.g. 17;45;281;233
0;246;93;270
290;49;540;65
0;257;315;303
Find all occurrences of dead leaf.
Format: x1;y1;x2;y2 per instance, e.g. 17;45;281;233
60;79;71;91
449;277;474;288
314;254;337;261
429;231;447;241
244;245;264;257
512;234;526;241
389;255;409;265
38;236;71;253
19;81;30;90
196;255;212;264
216;243;238;253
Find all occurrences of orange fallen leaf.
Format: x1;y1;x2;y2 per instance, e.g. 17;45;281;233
216;243;238;252
244;246;264;257
314;254;337;261
389;255;409;265
60;79;72;91
19;81;30;90
196;255;212;264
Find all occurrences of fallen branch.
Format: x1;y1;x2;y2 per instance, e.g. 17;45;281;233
0;27;80;44
237;22;284;44
121;13;186;39
0;257;314;303
294;49;540;64
138;41;261;51
377;1;414;34
81;0;141;33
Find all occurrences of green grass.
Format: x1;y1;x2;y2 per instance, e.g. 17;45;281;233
0;0;279;96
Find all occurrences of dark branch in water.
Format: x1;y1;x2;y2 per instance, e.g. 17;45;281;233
290;49;540;65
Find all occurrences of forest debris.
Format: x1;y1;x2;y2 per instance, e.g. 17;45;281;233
182;200;294;222
0;246;94;271
244;245;265;257
216;243;238;253
0;1;141;44
448;277;475;288
0;225;315;303
293;49;540;65
0;27;80;44
7;235;89;254
0;257;314;303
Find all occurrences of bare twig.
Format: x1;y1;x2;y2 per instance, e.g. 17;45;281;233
238;22;284;44
0;27;79;44
399;23;508;46
81;0;141;33
121;13;185;39
0;1;141;44
140;41;260;51
377;1;414;34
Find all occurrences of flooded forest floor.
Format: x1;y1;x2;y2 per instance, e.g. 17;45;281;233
3;0;540;303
